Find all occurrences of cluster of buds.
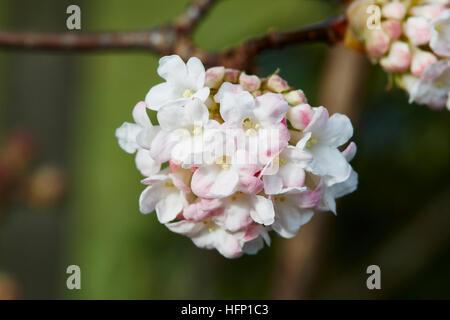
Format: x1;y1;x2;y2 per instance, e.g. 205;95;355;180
347;0;450;110
116;55;358;258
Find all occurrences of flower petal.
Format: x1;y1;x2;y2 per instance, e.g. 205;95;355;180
115;122;141;154
191;165;239;198
135;149;161;176
250;195;275;226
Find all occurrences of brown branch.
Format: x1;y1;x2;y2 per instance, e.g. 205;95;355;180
175;0;219;32
0;0;347;70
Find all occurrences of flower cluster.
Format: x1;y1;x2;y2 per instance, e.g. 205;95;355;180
347;0;450;110
115;55;358;258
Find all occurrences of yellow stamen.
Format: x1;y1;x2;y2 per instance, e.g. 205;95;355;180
183;89;194;98
306;137;318;148
192;125;203;135
165;181;174;188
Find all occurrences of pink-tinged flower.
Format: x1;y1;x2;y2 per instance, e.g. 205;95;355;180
241;224;271;255
365;29;391;59
262;146;312;195
145;55;210;110
430;9;450;57
380;41;411;73
411;49;438;77
265;74;290;93
410;4;447;21
217;192;275;229
182;198;224;222
139;168;192;223
205;66;225;89
287;103;314;131
166;208;272;258
191;149;263;199
239;72;261;92
224;68;240;83
382;1;407;20
382;20;403;40
409;59;450;109
150;98;221;165
297;107;353;186
283;89;307;106
271;187;320;238
318;142;358;215
166;219;246;258
404;16;431;45
115;102;161;176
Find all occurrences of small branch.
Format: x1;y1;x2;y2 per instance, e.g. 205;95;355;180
0;0;347;70
175;0;219;32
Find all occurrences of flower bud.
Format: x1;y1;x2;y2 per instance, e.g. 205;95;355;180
283;89;307;106
410;49;437;77
404;17;431;45
347;0;377;40
382;2;407;20
380;41;411;72
205;66;225;89
265;74;290;93
382;20;402;40
365;29;391;59
410;4;446;21
223;68;240;83
287;104;313;130
239;72;261;92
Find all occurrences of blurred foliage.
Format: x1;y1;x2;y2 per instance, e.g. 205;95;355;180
0;0;449;300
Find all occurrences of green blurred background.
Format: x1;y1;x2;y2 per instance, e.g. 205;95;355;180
0;0;449;299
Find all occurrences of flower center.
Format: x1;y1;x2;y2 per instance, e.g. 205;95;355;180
216;156;231;169
183;89;194;98
243;118;260;130
191;125;203;136
165;181;174;188
306;137;318;148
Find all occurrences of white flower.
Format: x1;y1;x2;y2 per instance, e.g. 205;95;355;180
271;186;321;238
262;146;312;195
139;168;192;223
115;101;161;176
297;106;353;187
191;148;263;199
145;55;210;111
409;59;450;109
150;98;221;165
318;142;359;215
166;215;271;258
430;9;450;57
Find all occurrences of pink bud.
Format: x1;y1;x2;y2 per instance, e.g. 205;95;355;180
265;74;290;93
239;72;261;91
382;2;407;20
287;104;314;131
205;66;225;89
283;89;307;106
410;50;437;77
380;41;411;73
410;5;446;21
404;17;431;45
223;68;240;83
382;20;402;41
365;29;391;59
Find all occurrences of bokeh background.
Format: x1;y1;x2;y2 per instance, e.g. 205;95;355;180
0;0;449;299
